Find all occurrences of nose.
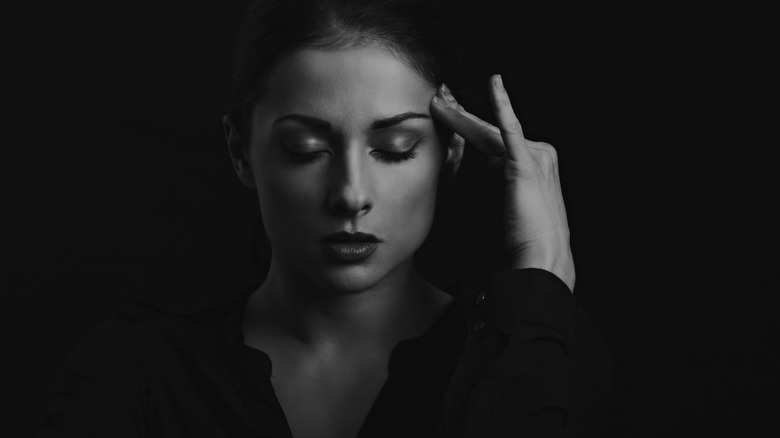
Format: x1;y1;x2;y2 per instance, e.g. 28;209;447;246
327;147;373;217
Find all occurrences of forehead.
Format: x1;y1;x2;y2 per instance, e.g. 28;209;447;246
257;47;435;127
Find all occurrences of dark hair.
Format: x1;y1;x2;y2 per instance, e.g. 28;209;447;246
225;0;462;274
224;0;461;141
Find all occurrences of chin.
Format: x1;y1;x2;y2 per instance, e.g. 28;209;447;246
275;242;415;295
308;263;388;295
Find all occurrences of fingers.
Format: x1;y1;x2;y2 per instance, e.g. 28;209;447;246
437;85;467;151
441;84;501;136
431;85;505;157
487;74;534;164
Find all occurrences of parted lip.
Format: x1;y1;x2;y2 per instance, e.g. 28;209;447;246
320;231;381;244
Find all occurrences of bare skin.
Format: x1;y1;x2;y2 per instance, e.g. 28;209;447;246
431;77;575;291
227;47;574;438
227;47;460;438
242;274;451;438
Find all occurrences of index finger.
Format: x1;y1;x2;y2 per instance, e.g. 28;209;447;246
431;94;505;156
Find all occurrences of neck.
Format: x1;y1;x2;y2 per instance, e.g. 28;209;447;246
245;254;452;356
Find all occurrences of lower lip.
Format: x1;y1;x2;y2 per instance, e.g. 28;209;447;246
322;242;379;262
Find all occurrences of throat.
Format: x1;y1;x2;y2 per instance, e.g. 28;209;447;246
240;281;454;438
245;272;454;353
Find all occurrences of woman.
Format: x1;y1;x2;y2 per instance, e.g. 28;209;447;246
34;0;611;437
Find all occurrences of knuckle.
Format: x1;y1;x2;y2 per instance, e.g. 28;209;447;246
536;141;554;151
535;142;558;165
450;134;465;149
546;145;558;163
505;118;523;134
532;150;555;169
482;124;500;139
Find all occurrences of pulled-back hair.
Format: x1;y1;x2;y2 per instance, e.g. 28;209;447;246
224;0;461;140
225;0;461;274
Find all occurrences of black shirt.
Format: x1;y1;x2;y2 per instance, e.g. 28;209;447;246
33;268;612;437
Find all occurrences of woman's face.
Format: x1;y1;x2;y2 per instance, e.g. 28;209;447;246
244;46;445;293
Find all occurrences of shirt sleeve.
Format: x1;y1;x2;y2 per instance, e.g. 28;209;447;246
440;268;613;438
33;320;150;438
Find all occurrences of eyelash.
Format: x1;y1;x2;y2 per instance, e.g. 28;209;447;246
376;147;420;163
287;140;421;164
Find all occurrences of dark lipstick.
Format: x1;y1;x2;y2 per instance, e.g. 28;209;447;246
320;231;380;262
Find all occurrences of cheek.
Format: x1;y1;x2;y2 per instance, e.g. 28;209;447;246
254;161;323;233
384;153;441;233
262;170;317;203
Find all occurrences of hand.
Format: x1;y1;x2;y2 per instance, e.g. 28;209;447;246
430;75;575;293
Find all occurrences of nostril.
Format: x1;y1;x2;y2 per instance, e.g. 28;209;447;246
328;184;372;216
330;196;372;216
333;200;371;216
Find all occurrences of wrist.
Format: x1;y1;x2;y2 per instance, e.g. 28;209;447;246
509;245;576;293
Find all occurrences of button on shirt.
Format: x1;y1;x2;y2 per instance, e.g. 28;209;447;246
34;268;612;437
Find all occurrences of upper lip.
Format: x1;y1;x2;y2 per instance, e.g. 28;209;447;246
320;231;381;243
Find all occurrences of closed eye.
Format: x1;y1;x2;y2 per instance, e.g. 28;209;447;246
374;143;417;163
285;149;328;164
283;138;424;165
371;140;422;163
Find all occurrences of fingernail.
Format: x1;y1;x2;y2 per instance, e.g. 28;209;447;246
495;74;504;90
441;83;455;102
432;95;446;106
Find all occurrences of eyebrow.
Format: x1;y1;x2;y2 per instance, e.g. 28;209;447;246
370;112;430;130
271;112;430;131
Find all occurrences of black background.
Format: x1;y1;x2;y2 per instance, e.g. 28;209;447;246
2;0;777;436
